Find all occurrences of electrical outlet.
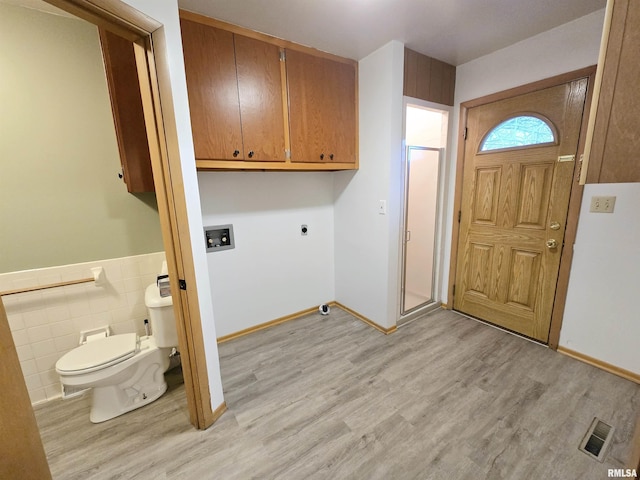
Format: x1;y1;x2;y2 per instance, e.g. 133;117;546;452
590;196;616;213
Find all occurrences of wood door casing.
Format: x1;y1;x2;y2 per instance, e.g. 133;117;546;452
587;0;640;183
234;35;286;162
0;299;51;480
454;80;588;342
181;19;243;160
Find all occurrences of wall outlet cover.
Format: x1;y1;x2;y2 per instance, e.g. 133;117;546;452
590;196;616;213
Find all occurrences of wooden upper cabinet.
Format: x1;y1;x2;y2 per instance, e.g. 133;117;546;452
178;10;358;171
180;19;285;162
286;49;357;163
99;29;154;193
585;0;640;183
235;36;286;161
403;48;456;106
180;19;244;160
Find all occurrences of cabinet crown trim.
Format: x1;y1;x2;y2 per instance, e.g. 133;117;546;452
179;9;357;66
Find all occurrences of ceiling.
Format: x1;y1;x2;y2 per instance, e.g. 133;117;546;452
178;0;606;65
3;0;607;65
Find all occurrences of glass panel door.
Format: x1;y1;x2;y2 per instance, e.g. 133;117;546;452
401;146;442;314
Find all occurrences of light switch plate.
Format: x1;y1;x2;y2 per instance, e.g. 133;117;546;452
590;196;616;213
378;200;386;215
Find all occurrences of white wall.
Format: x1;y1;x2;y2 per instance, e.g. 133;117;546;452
198;172;335;338
406;107;447;148
121;0;224;408
559;184;640;374
334;40;405;329
443;9;606;303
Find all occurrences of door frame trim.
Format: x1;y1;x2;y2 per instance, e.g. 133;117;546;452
400;146;443;316
447;66;597;348
43;0;217;428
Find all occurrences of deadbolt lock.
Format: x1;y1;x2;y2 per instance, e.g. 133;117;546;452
550;221;561;230
546;239;558;249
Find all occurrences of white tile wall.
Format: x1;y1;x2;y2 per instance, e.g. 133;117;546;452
0;252;166;405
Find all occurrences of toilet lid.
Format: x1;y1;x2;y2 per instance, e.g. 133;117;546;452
56;333;139;374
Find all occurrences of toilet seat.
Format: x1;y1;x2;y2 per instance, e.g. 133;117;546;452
56;333;139;375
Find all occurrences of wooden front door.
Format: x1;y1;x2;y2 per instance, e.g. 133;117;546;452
453;79;588;342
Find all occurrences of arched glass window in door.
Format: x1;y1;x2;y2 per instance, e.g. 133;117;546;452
480;115;556;152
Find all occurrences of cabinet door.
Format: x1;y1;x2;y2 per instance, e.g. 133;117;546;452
235;35;286;162
99;29;154;193
181;19;244;160
286;49;328;162
286;49;356;163
326;60;356;163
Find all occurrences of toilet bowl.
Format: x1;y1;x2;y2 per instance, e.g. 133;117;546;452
56;283;178;423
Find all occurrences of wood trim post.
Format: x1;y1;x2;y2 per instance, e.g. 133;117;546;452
0;299;52;480
43;0;217;429
134;33;216;427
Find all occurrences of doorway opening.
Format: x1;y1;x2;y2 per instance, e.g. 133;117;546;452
400;101;449;322
447;67;596;346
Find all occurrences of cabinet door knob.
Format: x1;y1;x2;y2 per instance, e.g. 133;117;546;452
233;150;240;157
248;151;254;158
320;153;325;160
329;153;334;160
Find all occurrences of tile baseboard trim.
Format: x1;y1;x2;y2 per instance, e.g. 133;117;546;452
217;306;319;343
557;346;640;384
331;302;397;335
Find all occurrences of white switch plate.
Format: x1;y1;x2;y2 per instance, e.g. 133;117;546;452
378;200;386;215
590;196;616;213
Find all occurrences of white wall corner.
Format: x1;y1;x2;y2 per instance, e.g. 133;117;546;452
334;39;404;330
385;40;406;327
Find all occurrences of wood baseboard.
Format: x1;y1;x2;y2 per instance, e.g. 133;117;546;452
631;413;640;471
217;301;397;344
217;306;319;343
331;302;397;335
209;401;227;427
557;346;640;384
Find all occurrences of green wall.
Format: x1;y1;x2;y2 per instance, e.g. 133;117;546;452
0;4;164;273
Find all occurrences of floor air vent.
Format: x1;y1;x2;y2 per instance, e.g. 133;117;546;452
579;418;614;462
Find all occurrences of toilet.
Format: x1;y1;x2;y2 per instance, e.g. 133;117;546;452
55;283;179;423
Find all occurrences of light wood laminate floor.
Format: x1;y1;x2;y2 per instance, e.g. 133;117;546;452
35;308;640;479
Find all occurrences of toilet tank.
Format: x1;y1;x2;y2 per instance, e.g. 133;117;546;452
144;283;179;348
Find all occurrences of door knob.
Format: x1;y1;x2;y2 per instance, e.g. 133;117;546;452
550;221;561;230
248;151;254;158
546;239;558;249
232;150;240;157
